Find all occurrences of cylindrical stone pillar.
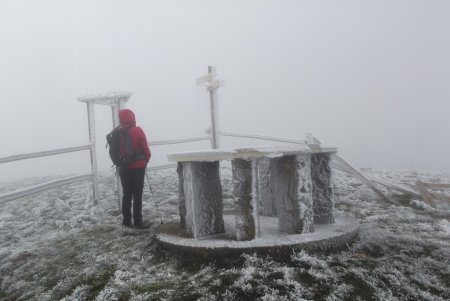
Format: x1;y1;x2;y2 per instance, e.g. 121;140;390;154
182;161;225;238
311;153;334;224
177;163;186;228
232;158;256;241
296;154;314;233
258;158;277;217
272;154;314;234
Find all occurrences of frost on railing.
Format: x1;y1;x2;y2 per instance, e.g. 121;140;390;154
0;145;93;203
147;163;177;171
77;91;132;106
0;145;91;164
219;131;306;145
150;136;211;146
0;146;93;204
0;174;93;204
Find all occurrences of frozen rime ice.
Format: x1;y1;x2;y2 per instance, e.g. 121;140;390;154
157;215;358;249
232;158;256;241
170;145;336;241
1;168;450;300
181;161;224;238
257;157;277;217
167;145;337;163
272;155;314;234
311;153;334;224
176;163;186;227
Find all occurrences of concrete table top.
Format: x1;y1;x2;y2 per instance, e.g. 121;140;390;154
167;145;337;162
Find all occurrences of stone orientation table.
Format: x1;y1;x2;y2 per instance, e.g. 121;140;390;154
167;145;337;241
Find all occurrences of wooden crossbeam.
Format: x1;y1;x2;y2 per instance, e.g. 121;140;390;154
430;191;450;203
415;181;437;208
369;177;421;199
423;183;450;190
333;155;395;204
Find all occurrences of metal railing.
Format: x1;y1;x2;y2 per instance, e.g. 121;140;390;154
218;131;397;204
220;131;306;145
0;146;93;204
0;145;91;164
0;130;391;207
145;136;211;171
150;136;211;146
0;135;212;205
0;174;93;204
0;131;332;205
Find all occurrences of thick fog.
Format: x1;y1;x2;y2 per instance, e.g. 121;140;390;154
0;0;449;181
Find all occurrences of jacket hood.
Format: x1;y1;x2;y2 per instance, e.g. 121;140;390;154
119;109;136;127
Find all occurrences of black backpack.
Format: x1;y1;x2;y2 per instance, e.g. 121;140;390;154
106;126;145;167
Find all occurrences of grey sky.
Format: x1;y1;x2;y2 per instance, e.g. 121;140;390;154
0;0;449;181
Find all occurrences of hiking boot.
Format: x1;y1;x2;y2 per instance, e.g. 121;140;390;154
134;221;151;230
122;222;133;229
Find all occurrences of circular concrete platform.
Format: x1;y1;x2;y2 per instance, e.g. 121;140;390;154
156;214;360;264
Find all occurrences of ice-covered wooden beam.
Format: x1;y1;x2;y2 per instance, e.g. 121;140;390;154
78;90;133;207
416;181;437;208
77;91;132;106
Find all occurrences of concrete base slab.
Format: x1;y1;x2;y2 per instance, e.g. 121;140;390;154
156;214;359;264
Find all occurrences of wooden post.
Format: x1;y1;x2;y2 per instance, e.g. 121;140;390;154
197;66;224;149
208;66;219;149
333;154;394;204
111;104;122;210
78;92;132;207
87;103;99;204
416;181;437;208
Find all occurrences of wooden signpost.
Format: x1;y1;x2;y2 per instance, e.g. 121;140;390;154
197;66;225;149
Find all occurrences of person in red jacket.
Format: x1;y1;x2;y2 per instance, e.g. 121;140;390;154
118;109;151;229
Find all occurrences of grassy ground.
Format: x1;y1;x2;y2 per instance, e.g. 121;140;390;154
0;168;449;300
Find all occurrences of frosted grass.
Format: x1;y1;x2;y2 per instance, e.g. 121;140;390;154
0;168;449;300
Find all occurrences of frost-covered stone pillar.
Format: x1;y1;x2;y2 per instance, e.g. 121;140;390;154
177;163;186;228
182;161;225;238
296;154;314;232
311;153;334;224
272;154;314;234
258;158;277;217
232;159;256;241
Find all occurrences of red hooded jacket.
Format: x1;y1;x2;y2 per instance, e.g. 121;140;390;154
119;109;151;169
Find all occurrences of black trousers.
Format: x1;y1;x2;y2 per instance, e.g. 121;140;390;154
119;167;146;226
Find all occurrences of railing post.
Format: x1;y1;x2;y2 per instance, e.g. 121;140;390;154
79;92;133;208
111;103;122;210
87;102;99;204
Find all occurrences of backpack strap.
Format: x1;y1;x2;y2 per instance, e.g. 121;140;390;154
121;126;135;160
106;125;123;148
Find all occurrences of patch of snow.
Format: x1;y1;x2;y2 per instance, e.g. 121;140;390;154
0;168;449;300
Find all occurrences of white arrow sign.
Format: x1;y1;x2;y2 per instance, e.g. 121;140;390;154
197;66;225;149
196;67;225;91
